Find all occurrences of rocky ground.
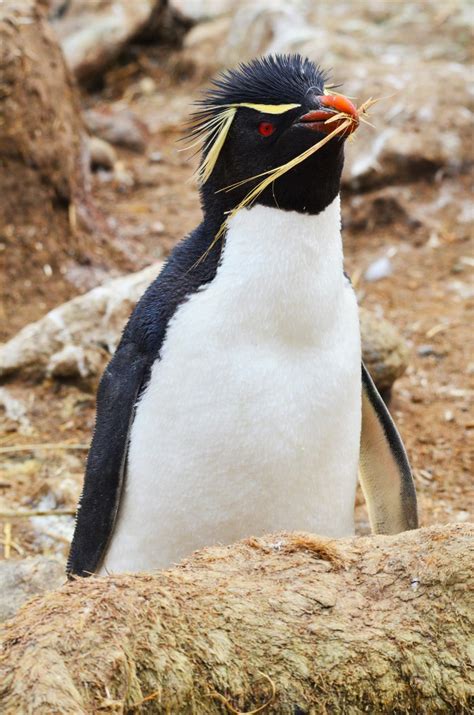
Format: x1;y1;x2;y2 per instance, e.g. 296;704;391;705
0;1;472;584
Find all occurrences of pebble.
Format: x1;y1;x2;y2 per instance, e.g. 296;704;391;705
148;151;163;163
88;136;117;171
85;108;149;153
113;161;134;188
364;256;393;282
151;220;165;234
418;344;435;357
138;77;156;96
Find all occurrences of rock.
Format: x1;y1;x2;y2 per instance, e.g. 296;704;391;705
359;307;410;396
50;0;189;84
138;76;157;96
0;557;65;623
113;160;135;188
47;344;98;378
0;388;32;435
181;1;312;73
182;15;230;49
51;0;155;82
84;108;150;153
363;256;393;283
149;151;163;163
88;136;117;171
224;1;315;61
0;264;163;380
28;494;76;554
418;344;436;357
343;190;419;234
170;0;235;22
150;220;165;234
182;16;231;74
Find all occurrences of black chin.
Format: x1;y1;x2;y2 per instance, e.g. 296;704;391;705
254;140;345;215
201;128;345;219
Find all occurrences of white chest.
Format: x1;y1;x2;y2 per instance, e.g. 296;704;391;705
101;198;362;573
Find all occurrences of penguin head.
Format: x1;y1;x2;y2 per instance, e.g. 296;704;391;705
191;54;359;217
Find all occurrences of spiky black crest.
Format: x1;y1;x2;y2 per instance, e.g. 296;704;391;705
203;54;328;110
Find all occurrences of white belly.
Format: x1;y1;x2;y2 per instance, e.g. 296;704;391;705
101;199;362;573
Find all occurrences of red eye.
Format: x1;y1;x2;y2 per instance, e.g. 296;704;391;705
258;121;276;137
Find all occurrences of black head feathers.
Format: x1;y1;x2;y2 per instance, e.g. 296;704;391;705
200;54;328;111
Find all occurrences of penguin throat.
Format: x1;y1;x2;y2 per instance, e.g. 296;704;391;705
201;144;344;220
221;196;344;288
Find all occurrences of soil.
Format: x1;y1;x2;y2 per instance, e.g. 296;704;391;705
0;55;472;563
0;1;132;342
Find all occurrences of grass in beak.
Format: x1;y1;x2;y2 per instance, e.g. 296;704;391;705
190;96;379;269
356;97;380;129
192;119;351;267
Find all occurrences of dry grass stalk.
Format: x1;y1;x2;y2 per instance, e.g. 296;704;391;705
211;671;276;714
0;443;88;454
0;510;76;519
2;523;12;559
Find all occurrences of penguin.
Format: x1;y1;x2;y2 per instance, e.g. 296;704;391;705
67;54;417;577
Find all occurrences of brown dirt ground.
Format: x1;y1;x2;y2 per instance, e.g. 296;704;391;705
0;4;138;343
0;58;472;563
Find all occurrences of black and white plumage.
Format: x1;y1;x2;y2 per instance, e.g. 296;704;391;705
67;54;417;577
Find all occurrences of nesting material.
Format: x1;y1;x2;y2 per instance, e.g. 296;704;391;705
188;95;378;263
0;525;472;713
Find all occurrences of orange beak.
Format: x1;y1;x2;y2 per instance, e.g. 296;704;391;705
298;94;359;136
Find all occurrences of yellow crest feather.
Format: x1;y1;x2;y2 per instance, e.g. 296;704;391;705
196;107;237;185
194;103;300;186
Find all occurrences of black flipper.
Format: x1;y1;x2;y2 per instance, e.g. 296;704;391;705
66;344;148;577
359;361;418;534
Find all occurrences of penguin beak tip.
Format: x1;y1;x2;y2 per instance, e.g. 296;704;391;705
297;94;360;136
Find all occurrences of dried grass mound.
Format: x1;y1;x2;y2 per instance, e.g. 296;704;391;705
0;524;472;713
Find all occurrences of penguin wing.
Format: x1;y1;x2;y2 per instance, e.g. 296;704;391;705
359;361;418;534
66;342;149;577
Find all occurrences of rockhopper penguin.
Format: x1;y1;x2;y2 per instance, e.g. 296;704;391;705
68;54;418;577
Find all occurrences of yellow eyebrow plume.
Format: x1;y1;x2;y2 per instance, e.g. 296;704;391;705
196;107;237;185
194;103;301;185
235;103;300;114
